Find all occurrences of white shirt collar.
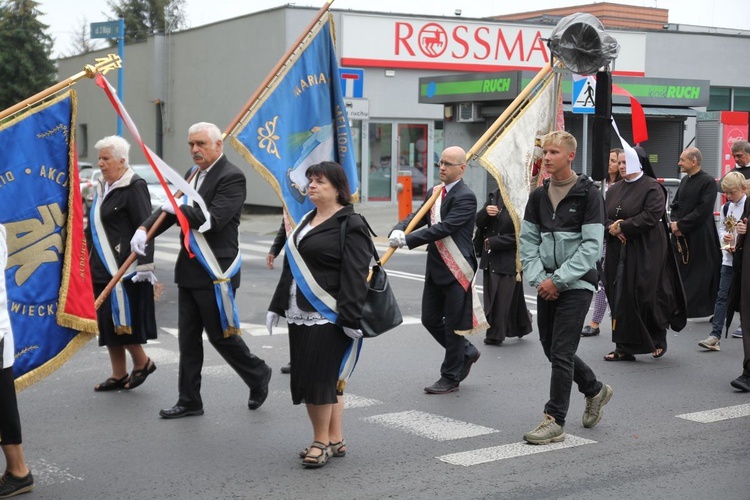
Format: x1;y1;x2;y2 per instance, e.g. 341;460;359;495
444;179;460;192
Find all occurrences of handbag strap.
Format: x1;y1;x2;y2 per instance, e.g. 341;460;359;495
340;212;380;265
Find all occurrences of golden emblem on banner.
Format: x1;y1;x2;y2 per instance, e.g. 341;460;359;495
257;116;281;159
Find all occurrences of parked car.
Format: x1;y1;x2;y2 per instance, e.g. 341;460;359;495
81;170;100;213
131;164;175;211
81;164;175;212
78;161;94;198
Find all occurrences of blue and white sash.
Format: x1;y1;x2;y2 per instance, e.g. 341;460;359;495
180;168;242;337
90;191;135;335
285;210;361;388
186;229;242;338
285;211;339;323
336;337;362;392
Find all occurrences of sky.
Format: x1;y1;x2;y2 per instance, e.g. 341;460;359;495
36;0;750;58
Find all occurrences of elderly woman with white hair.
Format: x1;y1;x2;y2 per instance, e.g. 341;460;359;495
87;136;158;392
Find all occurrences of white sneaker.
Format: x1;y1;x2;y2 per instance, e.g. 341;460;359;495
732;329;743;339
698;336;720;351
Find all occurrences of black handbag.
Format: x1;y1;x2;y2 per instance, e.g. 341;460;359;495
341;214;403;338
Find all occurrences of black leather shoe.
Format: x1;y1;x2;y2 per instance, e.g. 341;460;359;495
248;367;272;410
582;325;600;337
159;405;204;419
280;363;291;374
459;350;481;382
731;374;750;392
424;378;459;395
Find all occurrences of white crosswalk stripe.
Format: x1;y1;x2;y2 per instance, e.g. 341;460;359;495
436;435;597;466
153;238;277;264
362;410;499;441
676;403;750;423
28;458;84;486
160;317;424;338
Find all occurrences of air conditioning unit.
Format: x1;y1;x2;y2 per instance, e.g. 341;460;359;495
456;102;482;123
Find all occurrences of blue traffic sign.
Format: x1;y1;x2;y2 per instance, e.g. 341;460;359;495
91;21;121;39
572;75;596;114
339;67;364;98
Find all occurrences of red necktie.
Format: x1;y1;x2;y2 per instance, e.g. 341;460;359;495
441;186;447;200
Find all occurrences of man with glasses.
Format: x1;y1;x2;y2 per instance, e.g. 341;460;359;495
727;140;750;181
389;146;482;394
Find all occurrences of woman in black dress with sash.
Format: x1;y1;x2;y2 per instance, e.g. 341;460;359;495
88;136;157;391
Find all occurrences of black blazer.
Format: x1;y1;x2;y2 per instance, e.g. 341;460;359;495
86;171;154;284
475;190;518;276
394;179;477;286
268;220;287;257
268;205;372;329
143;154;246;289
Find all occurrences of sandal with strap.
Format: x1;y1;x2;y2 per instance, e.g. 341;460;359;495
604;351;636;362
653;345;667;359
94;374;130;392
299;438;346;458
301;441;330;469
329;439;346;457
125;358;157;390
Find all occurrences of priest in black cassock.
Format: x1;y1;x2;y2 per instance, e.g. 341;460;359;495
603;151;686;361
669;147;721;318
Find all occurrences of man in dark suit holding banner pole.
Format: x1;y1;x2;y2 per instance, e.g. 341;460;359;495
131;122;272;419
389;146;485;395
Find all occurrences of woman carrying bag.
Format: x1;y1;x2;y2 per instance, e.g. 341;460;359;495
266;162;372;469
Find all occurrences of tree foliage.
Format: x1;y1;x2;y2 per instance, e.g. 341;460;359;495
63;16;104;58
0;0;57;111
107;0;187;44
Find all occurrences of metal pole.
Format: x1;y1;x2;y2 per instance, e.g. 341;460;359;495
582;114;589;175
117;17;125;136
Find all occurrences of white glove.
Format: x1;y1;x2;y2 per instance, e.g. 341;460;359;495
266;311;280;335
388;230;406;248
161;198;183;215
130;229;148;256
131;270;157;285
343;327;363;339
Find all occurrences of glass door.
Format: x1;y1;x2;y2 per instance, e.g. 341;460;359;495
367;122;393;202
397;123;429;199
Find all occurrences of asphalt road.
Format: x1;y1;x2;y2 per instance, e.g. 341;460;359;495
16;225;750;499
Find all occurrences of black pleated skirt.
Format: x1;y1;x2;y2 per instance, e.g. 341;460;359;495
95;281;157;347
288;322;352;405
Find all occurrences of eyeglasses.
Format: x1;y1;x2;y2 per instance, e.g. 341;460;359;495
437;160;463;167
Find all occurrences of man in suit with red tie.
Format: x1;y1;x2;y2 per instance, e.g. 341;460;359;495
389;146;484;394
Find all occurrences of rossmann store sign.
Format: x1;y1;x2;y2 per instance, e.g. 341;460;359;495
340;14;646;76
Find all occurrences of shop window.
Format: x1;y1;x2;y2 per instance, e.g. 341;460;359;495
708;87;731;111
367;123;393;202
734;88;750;112
397;123;428;198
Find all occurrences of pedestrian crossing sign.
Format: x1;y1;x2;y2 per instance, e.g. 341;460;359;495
572;75;596;114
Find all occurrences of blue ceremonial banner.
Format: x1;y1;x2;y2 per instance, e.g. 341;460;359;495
229;14;359;226
0;91;98;390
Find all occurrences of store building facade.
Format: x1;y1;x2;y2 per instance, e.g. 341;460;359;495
58;5;750;209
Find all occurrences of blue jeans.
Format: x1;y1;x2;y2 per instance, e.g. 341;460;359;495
537;289;602;426
710;265;734;338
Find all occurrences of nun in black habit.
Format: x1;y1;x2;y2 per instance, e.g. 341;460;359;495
603;150;686;360
475;189;533;345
